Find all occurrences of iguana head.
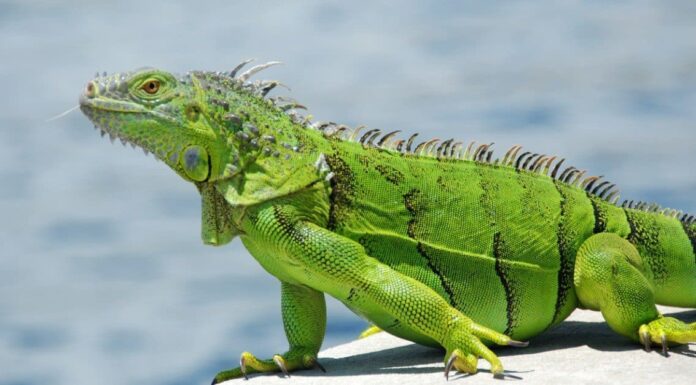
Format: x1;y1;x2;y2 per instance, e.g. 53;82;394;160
80;61;296;182
79;67;238;183
79;61;330;222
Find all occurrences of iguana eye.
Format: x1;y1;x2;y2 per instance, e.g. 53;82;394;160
142;80;160;94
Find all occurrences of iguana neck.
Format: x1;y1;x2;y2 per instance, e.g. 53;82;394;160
211;94;330;207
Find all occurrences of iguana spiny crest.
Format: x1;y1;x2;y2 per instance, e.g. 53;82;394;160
79;59;695;226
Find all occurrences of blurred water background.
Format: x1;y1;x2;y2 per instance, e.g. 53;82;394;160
1;1;695;384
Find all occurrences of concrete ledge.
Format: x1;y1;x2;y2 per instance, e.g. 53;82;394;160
223;306;695;384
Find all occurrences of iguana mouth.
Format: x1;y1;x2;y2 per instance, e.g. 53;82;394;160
79;97;160;158
79;104;152;154
79;82;177;157
79;96;146;114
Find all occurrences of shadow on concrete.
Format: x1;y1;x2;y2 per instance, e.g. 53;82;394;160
322;343;442;375
281;308;696;379
512;310;696;357
506;309;696;356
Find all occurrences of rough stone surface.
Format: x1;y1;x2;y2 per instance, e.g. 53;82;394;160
222;306;696;384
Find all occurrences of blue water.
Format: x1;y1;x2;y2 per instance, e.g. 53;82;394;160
1;1;695;384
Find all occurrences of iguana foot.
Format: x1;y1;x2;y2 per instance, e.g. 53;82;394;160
443;317;528;380
211;350;324;384
639;316;696;356
358;324;383;339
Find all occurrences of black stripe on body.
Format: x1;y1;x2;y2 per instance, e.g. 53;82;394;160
589;196;607;234
624;208;668;284
325;153;356;231
403;188;457;307
551;181;577;324
374;164;404;185
682;222;696;265
493;232;519;336
476;168;516;333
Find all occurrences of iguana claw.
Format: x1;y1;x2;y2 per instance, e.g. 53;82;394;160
444;352;457;380
507;339;529;348
444;349;477;380
308;356;326;373
272;355;290;377
639;328;651;352
240;354;249;380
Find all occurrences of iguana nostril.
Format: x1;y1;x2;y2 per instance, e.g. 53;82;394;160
85;82;96;98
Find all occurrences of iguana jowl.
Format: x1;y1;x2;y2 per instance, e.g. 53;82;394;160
79;61;696;382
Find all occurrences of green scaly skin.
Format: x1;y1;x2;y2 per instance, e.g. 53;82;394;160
79;62;696;383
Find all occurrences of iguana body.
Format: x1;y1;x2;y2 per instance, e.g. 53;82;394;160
79;61;696;382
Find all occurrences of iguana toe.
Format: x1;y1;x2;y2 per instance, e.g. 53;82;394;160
211;366;246;384
639;328;651;352
638;316;696;356
358;324;383;339
272;354;290;377
442;317;519;379
211;349;324;383
444;349;478;380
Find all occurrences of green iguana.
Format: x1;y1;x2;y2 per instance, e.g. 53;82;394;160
79;61;696;383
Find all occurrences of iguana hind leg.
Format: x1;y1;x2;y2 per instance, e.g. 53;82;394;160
574;232;696;354
211;282;326;383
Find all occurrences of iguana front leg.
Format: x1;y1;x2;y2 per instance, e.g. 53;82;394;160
235;203;527;379
211;282;326;383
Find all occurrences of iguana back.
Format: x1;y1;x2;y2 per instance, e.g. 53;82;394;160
321;136;696;341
